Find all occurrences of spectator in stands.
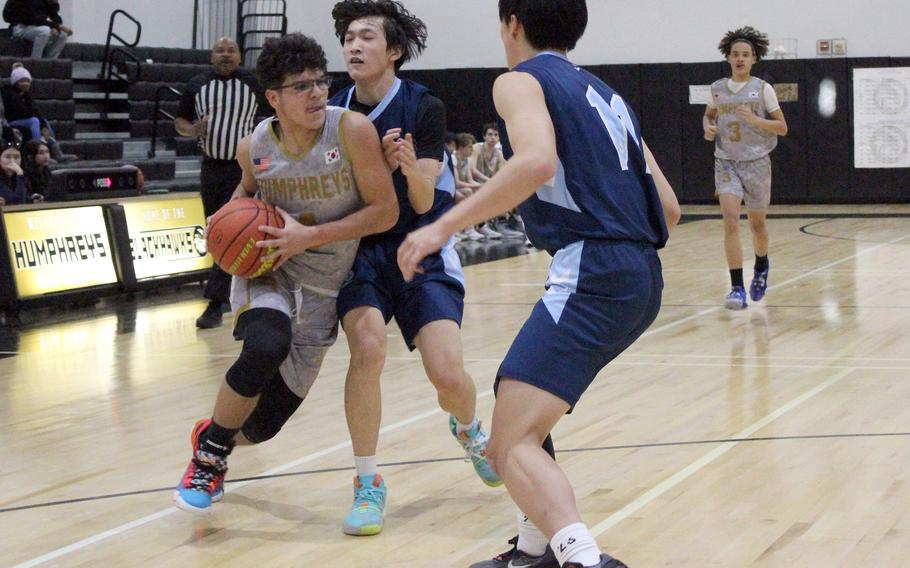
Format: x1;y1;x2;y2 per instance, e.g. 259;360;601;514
1;64;76;162
0;90;11;143
175;37;269;329
471;122;525;239
453;133;481;197
22;139;49;200
3;0;72;60
0;135;27;207
452;133;483;241
0;88;23;146
444;130;456;156
470;122;505;183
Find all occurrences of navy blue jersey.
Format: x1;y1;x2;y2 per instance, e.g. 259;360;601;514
498;52;668;254
330;78;454;236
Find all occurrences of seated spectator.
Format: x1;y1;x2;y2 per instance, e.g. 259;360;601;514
453;132;482;199
22;139;49;200
0;135;28;207
470;122;506;184
1;64;76;162
452;133;483;241
471;122;525;239
3;0;72;60
0;88;19;145
444;130;456;156
1;100;10;143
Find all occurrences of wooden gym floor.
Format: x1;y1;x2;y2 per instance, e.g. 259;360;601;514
2;204;910;567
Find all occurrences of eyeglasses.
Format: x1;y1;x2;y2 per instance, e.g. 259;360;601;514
272;76;333;94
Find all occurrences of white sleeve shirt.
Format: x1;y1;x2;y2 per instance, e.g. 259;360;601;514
707;79;781;113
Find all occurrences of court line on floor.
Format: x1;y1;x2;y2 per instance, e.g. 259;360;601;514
9;350;909;366
604;360;908;371
618;353;910;363
12;233;910;567
586;231;910;341
7;396;489;568
378;355;910;372
588;367;855;537
360;356;910;372
4;233;908;363
7;431;909;515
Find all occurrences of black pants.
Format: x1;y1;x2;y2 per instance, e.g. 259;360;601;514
201;157;242;304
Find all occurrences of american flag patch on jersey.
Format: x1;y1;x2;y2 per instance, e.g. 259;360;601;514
253;157;271;172
324;146;340;164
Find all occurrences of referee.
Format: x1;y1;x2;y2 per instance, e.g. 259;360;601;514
176;37;268;329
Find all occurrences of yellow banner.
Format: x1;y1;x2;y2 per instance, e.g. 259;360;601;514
122;196;212;280
3;206;118;298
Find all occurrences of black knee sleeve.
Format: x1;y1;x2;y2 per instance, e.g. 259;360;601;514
241;372;304;444
226;308;292;398
542;433;556;460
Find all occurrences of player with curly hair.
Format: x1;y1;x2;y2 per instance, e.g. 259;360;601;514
172;32;398;515
704;26;788;310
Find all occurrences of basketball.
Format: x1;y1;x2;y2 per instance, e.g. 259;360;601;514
206;197;285;279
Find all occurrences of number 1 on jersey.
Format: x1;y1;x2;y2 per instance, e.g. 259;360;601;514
586;86;640;171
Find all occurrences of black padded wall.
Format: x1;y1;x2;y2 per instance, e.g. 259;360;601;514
805;58;851;202
640;63;683;192
329;57;907;204
757;59;807;203
402;68;504;136
680;62;725;203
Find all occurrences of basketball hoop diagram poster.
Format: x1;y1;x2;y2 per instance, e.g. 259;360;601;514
853;67;910;168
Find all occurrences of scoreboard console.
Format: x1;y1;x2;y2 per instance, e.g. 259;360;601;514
47;166;143;201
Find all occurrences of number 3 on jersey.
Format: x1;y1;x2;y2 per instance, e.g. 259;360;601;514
586;86;641;171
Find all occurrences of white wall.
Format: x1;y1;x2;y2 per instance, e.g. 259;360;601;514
288;0;910;70
64;0;194;48
58;0;73;30
59;0;909;67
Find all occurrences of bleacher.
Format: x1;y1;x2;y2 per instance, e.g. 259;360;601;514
1;29;217;193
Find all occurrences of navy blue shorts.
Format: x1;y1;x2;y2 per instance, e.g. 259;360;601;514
498;240;663;407
337;234;465;350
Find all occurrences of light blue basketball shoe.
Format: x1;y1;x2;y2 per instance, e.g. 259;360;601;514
343;474;387;536
450;415;502;487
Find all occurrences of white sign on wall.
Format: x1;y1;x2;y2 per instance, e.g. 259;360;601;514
689;85;712;105
853;67;910;169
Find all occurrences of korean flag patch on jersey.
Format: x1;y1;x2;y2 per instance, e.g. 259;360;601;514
748;91;760;99
325;146;341;164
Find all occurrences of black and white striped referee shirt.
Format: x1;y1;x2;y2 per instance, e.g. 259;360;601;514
177;68;268;161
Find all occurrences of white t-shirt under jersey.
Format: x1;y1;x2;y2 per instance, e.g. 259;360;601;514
708;79;781;113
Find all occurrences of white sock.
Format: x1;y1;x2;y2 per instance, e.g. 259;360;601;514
550;523;601;567
516;509;549;556
455;416;478;435
354;455;378;478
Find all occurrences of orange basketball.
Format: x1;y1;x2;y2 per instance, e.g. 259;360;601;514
206;197;285;279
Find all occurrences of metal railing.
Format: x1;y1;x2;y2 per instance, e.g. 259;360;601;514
193;0;238;50
99;10;143;118
194;0;286;66
238;0;287;67
149;85;183;158
99;10;142;82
